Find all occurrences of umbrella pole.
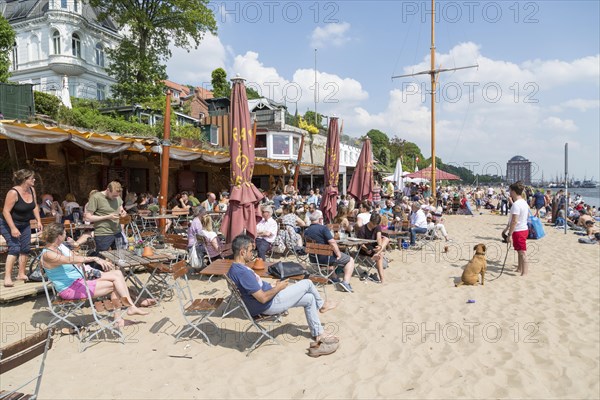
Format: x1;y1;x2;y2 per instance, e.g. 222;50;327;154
158;90;172;235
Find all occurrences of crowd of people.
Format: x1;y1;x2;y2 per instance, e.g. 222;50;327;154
2;169;598;355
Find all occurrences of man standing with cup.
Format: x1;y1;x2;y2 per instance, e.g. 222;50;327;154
84;181;127;252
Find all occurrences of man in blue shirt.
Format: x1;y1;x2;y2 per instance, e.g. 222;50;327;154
304;211;355;293
227;234;337;343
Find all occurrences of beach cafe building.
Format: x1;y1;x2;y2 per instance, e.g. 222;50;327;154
0;119;358;207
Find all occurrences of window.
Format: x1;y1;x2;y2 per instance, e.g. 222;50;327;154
210;125;218;145
95;43;104;66
61;0;67;8
96;83;106;101
292;136;300;156
74;0;78;11
272;134;290;155
52;31;61;54
69;77;77;97
11;43;17;71
72;33;81;58
255;133;267;149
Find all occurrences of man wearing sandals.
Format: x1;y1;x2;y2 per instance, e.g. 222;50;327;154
227;234;339;357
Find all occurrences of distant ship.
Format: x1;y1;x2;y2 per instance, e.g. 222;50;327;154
581;180;598;188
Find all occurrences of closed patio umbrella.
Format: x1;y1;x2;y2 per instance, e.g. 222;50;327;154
319;117;340;223
221;76;264;243
347;138;373;202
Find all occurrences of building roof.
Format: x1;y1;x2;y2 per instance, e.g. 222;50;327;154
3;0;119;32
163;80;191;96
509;155;528;162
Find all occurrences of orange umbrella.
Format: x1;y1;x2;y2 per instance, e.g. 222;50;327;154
347;138;373;202
221;77;264;243
320;117;340;223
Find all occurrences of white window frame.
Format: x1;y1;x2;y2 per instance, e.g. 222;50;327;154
72;33;81;58
52;31;61;54
11;44;18;71
95;43;104;67
96;83;106;101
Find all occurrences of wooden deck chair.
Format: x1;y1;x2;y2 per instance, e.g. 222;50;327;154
0;328;54;400
304;241;337;281
223;275;282;356
172;263;224;345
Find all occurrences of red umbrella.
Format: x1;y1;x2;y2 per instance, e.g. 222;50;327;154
320;117;340;223
406;166;460;180
221;77;264;243
347;138;373;202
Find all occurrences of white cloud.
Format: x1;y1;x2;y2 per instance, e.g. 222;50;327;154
165;38;598;179
340;42;597;178
231;51;368;117
309;22;351;49
165;32;227;86
543;117;578;132
552;98;600;112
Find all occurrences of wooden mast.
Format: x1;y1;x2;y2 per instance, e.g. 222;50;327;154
430;0;437;198
392;0;478;200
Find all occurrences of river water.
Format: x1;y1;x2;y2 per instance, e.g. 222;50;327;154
545;187;600;208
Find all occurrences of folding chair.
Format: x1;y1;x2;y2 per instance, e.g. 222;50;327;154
120;215;141;242
40;257;132;351
172;263;223;345
0;328;54;400
223;275;282;356
304;241;337;281
39;259;87;339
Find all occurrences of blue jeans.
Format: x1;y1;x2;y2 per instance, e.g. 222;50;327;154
0;218;31;256
94;232;125;252
410;227;428;245
255;238;272;260
264;280;325;337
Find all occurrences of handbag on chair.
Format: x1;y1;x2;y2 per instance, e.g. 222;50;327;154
268;262;308;280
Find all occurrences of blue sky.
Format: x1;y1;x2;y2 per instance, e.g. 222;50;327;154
167;1;600;181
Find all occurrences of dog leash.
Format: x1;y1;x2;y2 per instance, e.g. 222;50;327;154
489;242;510;282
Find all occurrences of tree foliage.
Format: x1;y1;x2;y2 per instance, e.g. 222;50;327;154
0;15;16;83
303;111;325;128
88;0;217;103
34;91;62;120
211;68;230;98
210;68;261;99
388;137;424;171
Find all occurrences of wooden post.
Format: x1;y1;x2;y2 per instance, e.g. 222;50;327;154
293;133;305;191
158;91;172;235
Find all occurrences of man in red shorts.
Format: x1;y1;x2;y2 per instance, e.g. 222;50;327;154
502;181;530;276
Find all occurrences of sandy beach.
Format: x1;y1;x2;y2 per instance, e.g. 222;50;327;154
1;212;599;399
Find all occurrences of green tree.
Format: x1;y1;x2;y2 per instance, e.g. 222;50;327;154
366;129;391;166
303;111;325;128
246;86;261;100
388;137;424;171
211;68;230;98
0;15;16;83
89;0;217;103
34;91;61;120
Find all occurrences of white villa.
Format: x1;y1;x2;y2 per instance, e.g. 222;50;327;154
2;0;121;100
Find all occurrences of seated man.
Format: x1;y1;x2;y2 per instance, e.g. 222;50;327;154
227;234;338;347
356;213;390;283
255;206;278;260
304;210;355;293
409;202;428;246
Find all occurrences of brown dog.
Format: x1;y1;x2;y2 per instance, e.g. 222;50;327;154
455;244;487;287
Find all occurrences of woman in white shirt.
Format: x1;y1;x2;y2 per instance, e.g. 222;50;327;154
502;181;530;276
